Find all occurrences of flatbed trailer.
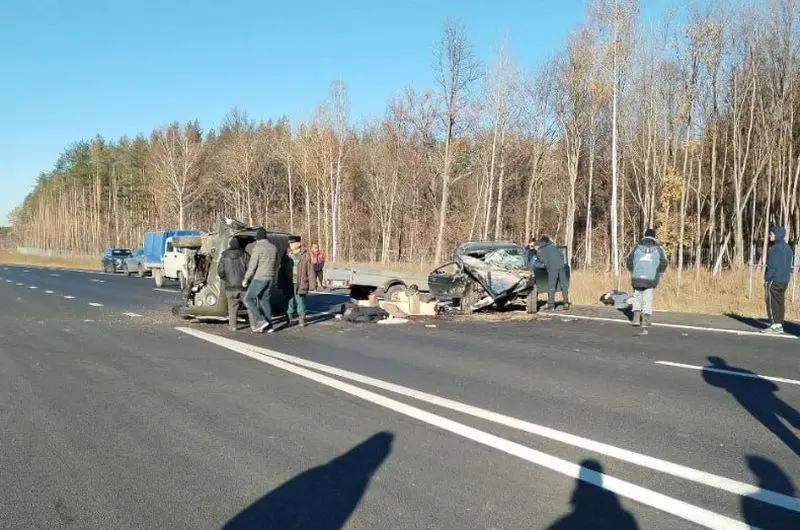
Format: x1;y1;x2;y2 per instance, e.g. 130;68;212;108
324;266;429;300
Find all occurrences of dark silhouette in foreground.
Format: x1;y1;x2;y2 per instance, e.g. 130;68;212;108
702;357;800;456
741;456;800;530
724;313;799;337
547;460;638;530
223;431;394;530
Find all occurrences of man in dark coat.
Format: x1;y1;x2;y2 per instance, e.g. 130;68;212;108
284;235;318;328
534;235;570;311
763;225;794;334
217;237;250;331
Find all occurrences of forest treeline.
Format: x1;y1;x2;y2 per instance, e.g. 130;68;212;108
8;0;800;273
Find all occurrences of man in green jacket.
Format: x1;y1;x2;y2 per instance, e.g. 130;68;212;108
285;235;318;328
243;229;278;333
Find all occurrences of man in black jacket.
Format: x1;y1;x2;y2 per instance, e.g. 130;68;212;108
534;235;570;311
217;237;250;331
763;225;794;334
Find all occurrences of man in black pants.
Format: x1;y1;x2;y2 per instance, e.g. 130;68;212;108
763;226;794;334
534;235;570;311
217;238;250;331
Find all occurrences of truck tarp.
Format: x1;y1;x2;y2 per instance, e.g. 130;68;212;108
143;229;200;265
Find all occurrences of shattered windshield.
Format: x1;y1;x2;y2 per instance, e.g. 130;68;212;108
460;255;527;295
482;248;526;270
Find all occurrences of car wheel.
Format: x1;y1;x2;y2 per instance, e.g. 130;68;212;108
384;283;405;302
459;281;482;314
526;285;539;314
153;269;166;288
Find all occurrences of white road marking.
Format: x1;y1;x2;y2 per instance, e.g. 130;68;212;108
198;330;800;514
123;312;142;317
45;290;54;294
656;361;800;387
538;312;798;340
153;288;178;293
88;302;104;307
50;273;61;277
63;296;75;299
83;319;95;323
178;327;754;530
89;279;105;283
6;279;13;283
28;286;38;289
23;270;29;273
16;283;24;286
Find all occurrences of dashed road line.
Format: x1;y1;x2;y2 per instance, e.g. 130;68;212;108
16;282;24;286
123;312;142;317
88;302;104;307
153;288;179;293
656;361;800;386
63;296;75;300
28;286;38;289
179;327;759;530
89;279;105;283
50;273;62;277
45;290;54;294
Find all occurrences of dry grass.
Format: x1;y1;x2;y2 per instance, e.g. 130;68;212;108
333;260;800;320
0;250;99;271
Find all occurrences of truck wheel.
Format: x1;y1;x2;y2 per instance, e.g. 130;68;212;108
172;236;203;249
153;269;166;288
526;285;539;314
384;283;405;302
137;264;146;278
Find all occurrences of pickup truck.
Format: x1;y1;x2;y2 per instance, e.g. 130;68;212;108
324;266;430;301
128;230;201;287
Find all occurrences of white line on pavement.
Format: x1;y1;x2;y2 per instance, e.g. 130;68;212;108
63;296;75;299
123;312;142;317
178;327;755;530
656;361;800;387
45;290;54;294
153;288;178;293
23;270;29;273
28;286;37;289
214;331;799;514
88;302;104;307
16;283;24;286
89;279;105;283
50;273;61;277
538;312;798;340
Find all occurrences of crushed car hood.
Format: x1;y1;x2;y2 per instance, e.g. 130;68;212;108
459;246;530;301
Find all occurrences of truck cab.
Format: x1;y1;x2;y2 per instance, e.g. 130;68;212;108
162;237;189;286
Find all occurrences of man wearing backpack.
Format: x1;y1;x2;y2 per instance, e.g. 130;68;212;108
625;228;668;328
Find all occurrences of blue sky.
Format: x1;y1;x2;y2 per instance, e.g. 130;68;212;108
0;0;672;226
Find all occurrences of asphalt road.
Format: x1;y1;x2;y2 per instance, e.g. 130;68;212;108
0;263;798;529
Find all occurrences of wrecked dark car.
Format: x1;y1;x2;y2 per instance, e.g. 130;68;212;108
428;241;570;314
171;216;293;320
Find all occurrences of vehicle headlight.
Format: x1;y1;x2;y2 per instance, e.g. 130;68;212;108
205;294;217;306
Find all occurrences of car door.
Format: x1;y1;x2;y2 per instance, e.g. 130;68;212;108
427;262;466;301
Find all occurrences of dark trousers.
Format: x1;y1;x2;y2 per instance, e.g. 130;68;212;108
314;268;324;288
547;266;570;307
226;290;244;331
765;281;787;325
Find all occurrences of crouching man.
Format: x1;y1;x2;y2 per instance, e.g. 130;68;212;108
217;238;250;331
285;235;318;328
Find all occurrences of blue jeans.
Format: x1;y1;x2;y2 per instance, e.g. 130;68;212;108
244;279;273;328
286;293;307;318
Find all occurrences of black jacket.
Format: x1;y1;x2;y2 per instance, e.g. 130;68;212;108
218;246;250;292
625;236;668;289
535;240;565;273
765;226;793;285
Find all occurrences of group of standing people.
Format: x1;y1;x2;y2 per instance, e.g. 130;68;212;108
216;229;326;333
528;224;792;334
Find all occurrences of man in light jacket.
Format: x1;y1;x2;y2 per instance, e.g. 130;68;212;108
242;229;278;333
625;228;668;328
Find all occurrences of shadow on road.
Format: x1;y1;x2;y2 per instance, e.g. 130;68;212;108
702;357;800;456
222;431;394;530
725;313;800;337
547;460;639;530
741;455;800;529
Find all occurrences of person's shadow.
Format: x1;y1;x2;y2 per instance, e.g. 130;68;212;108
741;455;800;529
222;431;394;530
702;357;800;456
547;460;639;530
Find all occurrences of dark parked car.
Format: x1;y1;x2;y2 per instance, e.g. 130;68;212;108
100;248;132;273
428;241;570;314
122;248;148;277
